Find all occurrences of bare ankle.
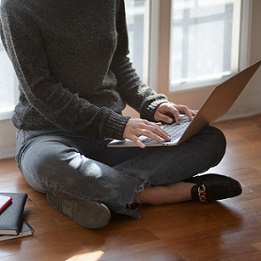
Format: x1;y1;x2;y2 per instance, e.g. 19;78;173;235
138;182;194;205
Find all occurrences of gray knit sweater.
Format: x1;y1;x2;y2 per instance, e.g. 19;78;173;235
0;0;168;140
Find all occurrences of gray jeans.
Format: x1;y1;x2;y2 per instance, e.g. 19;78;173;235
16;126;226;218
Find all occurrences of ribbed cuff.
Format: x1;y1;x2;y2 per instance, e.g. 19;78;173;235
105;112;130;140
140;96;168;122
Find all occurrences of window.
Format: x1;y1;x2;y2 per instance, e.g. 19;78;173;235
0;0;18;120
170;0;242;91
0;46;18;119
125;0;149;83
124;0;244;94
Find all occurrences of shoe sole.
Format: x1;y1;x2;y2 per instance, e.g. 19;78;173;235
46;193;111;229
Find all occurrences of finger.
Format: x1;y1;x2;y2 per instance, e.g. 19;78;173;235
128;134;146;148
185;108;194;120
130;122;170;143
184;108;197;120
156;113;175;124
174;104;195;121
166;107;181;124
125;119;171;144
143;122;171;141
142;129;171;143
136;139;146;149
156;104;181;124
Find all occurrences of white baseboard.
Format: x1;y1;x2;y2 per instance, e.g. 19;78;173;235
0;146;16;160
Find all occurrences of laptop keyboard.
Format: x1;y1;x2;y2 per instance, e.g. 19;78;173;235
142;115;191;143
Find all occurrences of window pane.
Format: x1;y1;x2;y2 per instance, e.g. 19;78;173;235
0;0;18;118
125;0;147;82
0;39;17;115
170;0;241;90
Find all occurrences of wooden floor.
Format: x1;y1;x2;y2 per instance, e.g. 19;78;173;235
0;114;261;261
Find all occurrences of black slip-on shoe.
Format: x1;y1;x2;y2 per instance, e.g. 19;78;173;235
185;173;242;203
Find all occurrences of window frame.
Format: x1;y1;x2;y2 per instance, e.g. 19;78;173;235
168;0;242;92
148;0;252;104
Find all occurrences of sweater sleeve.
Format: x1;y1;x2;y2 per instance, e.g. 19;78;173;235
0;0;129;140
111;0;169;121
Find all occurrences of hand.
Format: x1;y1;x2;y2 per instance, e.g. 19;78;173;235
122;118;171;148
154;102;197;124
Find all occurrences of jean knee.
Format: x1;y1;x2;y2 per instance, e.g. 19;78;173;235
208;126;227;165
19;146;48;192
20;139;77;192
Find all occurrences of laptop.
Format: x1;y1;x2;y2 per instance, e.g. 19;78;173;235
108;59;261;147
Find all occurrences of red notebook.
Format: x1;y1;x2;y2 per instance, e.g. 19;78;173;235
0;195;12;213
